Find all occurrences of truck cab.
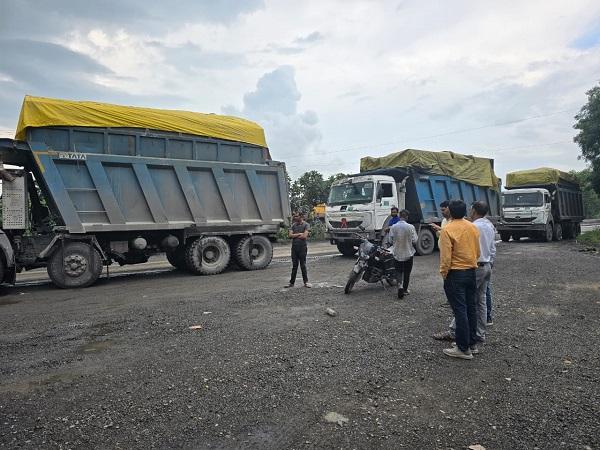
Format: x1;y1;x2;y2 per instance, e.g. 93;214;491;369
325;174;407;256
500;187;552;241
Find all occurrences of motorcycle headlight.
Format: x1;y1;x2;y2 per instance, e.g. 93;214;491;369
360;241;374;255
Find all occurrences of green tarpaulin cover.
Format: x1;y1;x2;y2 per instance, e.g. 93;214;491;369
506;167;579;188
360;149;499;189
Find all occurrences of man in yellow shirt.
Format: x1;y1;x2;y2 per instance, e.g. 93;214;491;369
438;200;480;360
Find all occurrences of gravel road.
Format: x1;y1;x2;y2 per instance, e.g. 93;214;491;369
1;241;598;449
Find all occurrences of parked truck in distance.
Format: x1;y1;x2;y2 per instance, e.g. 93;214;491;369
325;149;501;256
0;96;290;288
497;168;584;242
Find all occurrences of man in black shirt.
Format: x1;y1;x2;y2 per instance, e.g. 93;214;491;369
285;212;311;288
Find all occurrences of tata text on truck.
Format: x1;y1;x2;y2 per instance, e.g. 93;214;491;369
0;96;290;288
497;168;583;242
325;149;501;256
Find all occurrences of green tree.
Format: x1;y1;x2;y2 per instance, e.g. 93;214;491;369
574;84;600;195
570;168;600;218
290;170;327;213
289;171;348;213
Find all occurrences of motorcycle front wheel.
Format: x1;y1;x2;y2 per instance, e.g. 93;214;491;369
344;269;362;294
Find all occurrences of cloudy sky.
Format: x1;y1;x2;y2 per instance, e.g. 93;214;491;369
1;0;599;182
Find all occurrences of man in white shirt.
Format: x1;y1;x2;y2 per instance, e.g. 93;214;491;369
389;209;418;299
470;201;496;344
431;200;451;237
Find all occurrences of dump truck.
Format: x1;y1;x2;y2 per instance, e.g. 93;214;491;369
325;149;501;256
0;96;290;288
497;167;584;242
312;203;326;222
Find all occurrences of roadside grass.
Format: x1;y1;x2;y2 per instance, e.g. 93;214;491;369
577;229;600;245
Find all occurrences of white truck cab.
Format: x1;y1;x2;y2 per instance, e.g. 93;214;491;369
325;174;406;256
499;188;552;241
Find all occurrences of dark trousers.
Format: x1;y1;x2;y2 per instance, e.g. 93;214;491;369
443;269;477;352
290;243;308;284
394;257;413;292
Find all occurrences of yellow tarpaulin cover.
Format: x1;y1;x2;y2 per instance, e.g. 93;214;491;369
506;167;579;188
15;96;268;148
360;149;499;189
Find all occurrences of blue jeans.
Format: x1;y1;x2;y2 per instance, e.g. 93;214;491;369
486;277;493;322
443;269;477;352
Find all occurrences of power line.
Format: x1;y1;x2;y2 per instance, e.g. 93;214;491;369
283;108;577;161
285;139;577;170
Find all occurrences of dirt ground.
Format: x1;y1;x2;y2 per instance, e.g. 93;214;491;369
0;240;598;449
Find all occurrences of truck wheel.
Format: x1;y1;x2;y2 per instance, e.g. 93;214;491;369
562;223;574;239
185;236;230;275
235;236;273;270
500;232;511;242
553;223;563;241
415;228;435;255
47;241;103;289
336;242;357;257
541;223;553;242
166;247;187;270
0;256;5;284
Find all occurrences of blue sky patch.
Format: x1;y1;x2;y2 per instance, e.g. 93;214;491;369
571;22;600;49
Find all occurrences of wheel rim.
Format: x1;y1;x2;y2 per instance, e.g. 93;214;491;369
249;243;264;260
420;234;433;251
63;254;88;277
203;246;220;265
547;226;553;241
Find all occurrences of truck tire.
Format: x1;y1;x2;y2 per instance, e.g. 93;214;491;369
336;242;357;257
541;223;553;242
166;247;187;270
0;256;5;285
185;236;230;275
562;223;573;239
553;223;563;241
500;232;511;242
47;241;103;289
235;236;273;270
415;228;435;255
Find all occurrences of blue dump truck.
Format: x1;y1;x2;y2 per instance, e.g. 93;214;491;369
0;96;290;288
325;149;501;256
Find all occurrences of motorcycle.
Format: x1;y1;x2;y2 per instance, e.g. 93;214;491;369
344;232;397;294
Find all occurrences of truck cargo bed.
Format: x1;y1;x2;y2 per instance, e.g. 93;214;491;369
2;127;289;234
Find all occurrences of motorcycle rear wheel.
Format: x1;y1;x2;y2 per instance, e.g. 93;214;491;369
344;270;362;294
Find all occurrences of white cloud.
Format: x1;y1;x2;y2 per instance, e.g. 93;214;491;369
0;0;599;181
223;66;322;175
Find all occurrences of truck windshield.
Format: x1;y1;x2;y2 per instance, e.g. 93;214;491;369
328;182;374;205
503;192;543;207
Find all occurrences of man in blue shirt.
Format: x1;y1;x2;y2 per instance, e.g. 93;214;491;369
388;206;400;227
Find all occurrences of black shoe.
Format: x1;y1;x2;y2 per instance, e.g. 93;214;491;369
397;288;405;299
